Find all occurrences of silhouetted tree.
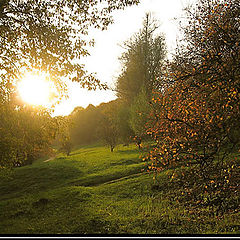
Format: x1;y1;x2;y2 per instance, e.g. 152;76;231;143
116;13;166;103
98;100;120;152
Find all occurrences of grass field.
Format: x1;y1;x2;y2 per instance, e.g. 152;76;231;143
0;143;239;234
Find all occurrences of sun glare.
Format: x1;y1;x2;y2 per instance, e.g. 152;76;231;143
18;72;54;107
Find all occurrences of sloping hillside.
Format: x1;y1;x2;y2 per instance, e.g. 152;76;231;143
0;144;239;234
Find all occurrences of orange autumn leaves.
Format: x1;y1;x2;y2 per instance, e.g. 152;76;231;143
145;0;240;177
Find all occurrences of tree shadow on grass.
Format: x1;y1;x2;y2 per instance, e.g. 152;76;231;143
109;158;141;166
0;164;83;201
116;149;140;155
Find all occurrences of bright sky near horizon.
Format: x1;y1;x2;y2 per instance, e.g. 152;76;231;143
53;0;195;116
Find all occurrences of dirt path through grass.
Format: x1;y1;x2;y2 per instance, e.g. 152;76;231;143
44;157;55;162
75;171;148;187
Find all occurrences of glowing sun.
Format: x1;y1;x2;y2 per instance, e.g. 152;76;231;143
18;72;54;107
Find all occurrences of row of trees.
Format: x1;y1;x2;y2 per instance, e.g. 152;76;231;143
68;102;120;152
58;14;167;154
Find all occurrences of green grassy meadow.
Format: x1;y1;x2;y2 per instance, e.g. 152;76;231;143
0;144;239;234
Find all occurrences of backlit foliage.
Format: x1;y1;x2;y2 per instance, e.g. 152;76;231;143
0;0;139;167
0;0;139;99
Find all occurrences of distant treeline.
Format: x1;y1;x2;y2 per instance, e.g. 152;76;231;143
57;13;166;154
66;101;133;151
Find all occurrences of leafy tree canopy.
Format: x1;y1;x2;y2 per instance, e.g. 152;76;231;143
0;0;139;102
0;0;139;168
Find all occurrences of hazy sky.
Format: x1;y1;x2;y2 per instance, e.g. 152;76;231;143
53;0;195;116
